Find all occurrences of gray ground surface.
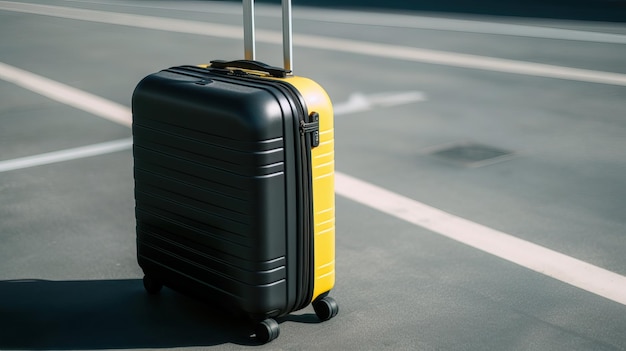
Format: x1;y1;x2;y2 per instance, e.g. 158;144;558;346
1;1;626;349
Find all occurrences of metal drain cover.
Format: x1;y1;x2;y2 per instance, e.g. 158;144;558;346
429;142;514;167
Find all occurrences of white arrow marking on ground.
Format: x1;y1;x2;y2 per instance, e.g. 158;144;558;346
334;91;427;116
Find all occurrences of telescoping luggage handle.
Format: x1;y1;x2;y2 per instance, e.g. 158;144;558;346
211;0;293;78
244;0;293;72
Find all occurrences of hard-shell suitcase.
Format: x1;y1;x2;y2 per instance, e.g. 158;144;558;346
132;0;337;343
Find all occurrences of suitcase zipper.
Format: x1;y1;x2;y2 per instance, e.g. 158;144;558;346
291;91;316;311
300;112;320;148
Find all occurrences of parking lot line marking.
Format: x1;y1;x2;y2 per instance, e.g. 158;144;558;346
0;138;132;173
2;1;626;86
291;34;626;86
292;9;626;45
0;62;131;127
335;172;626;307
62;0;626;44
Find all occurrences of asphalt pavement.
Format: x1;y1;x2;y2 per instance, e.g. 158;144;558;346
1;0;626;350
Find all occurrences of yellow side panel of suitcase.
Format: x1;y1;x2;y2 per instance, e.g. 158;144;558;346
196;64;335;303
286;76;336;303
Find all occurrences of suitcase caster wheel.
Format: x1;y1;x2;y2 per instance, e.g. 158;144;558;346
255;318;279;344
143;275;162;295
313;296;339;321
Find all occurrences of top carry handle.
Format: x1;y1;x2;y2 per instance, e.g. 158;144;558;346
243;0;293;73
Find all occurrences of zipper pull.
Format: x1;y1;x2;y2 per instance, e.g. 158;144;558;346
300;112;320;148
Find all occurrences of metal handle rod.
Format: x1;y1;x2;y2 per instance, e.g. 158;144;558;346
282;0;293;72
243;0;255;60
242;0;293;72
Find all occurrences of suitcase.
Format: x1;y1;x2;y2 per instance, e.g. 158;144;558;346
131;0;337;343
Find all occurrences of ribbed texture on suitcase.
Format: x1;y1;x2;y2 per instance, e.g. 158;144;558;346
312;126;335;296
135;129;283;242
134;123;287;264
134;123;289;311
132;72;297;314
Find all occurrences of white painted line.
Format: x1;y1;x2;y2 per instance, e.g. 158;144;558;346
0;138;132;173
290;33;626;86
0;1;243;40
335;172;626;306
62;0;626;44
2;1;626;86
292;9;626;45
2;55;625;307
0;62;132;127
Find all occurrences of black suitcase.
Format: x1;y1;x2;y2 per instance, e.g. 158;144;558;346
132;0;337;343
